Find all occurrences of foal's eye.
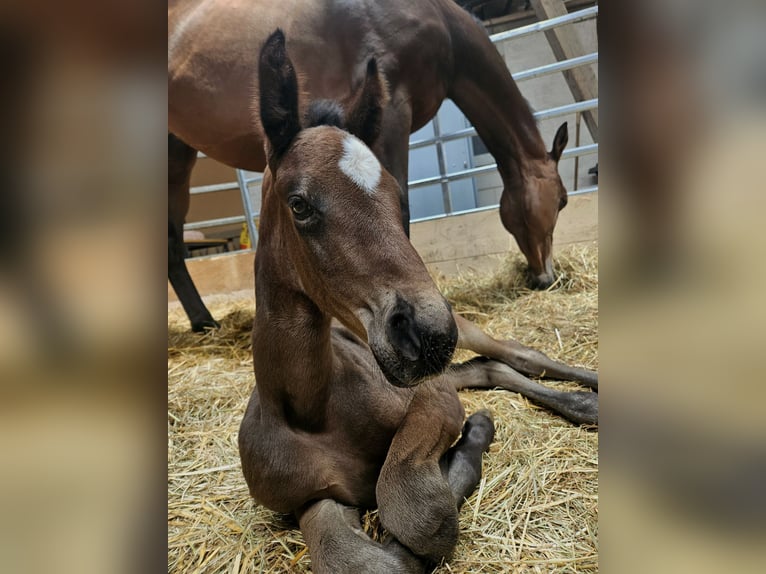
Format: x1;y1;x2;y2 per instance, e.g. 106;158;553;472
288;196;314;221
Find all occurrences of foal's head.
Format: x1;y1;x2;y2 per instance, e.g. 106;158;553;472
257;30;457;387
500;123;569;290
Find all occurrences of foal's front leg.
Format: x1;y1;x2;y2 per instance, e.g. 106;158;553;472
376;382;493;562
297;499;425;574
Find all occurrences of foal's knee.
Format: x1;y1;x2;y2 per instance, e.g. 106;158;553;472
377;466;460;562
298;500;425;574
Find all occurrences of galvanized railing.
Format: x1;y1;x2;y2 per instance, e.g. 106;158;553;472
186;4;598;250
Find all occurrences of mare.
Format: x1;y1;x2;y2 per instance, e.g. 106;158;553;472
238;30;595;572
168;0;571;332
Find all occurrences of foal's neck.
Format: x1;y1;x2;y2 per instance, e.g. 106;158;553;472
252;198;334;430
445;6;547;180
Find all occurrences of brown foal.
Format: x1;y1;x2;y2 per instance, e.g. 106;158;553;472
238;31;596;573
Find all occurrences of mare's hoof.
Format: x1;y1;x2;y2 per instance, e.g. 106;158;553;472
191;318;220;332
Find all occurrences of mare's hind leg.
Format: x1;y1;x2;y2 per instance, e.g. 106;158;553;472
452;357;598;425
376;382;493;562
168;133;219;332
455;313;598;390
297;499;425;574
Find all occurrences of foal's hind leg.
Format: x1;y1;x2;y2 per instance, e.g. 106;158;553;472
452;357;598;425
168;133;219;332
376;382;493;562
455;313;598;390
297;499;425;574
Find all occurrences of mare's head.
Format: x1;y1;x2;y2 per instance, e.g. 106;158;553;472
500;122;569;289
257;30;457;387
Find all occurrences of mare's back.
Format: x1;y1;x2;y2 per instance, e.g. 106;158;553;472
168;0;454;158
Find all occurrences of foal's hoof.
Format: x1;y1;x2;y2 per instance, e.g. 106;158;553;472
463;410;495;452
561;391;598;425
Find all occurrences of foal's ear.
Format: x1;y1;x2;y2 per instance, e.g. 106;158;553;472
344;58;389;148
259;29;301;164
550;121;569;162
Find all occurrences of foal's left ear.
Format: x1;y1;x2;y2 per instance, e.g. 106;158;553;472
550;121;569;162
259;29;301;164
344;58;390;148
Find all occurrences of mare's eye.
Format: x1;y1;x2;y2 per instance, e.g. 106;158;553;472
288;196;314;221
559;195;568;211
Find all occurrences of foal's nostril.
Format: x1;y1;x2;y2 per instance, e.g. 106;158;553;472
386;310;422;362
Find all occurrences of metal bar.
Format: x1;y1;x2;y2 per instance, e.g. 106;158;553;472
190;181;240;195
560;142;598;159
236;169;260;249
568;185;597;196
431;115;453;214
511;52;598;82
410;185;598;224
408;142;597;190
574;111;582;190
411;203;499;224
409;126;476;150
489;5;598;44
183;215;245;231
409;164;499;190
408;99;598;151
533;98;598;120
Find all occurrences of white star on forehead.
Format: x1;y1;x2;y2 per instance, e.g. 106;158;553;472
338;135;381;194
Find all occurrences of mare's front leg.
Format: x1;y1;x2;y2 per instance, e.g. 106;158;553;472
376;382;494;562
455;313;598;390
373;87;413;236
297;499;425;574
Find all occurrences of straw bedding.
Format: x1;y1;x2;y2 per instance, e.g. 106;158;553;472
168;243;598;573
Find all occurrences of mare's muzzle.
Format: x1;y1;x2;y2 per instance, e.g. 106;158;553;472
528;257;556;290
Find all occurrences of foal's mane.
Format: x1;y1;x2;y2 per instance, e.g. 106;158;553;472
303;99;346;130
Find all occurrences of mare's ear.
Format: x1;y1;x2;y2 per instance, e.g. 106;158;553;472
259;29;301;165
550;121;569;162
344;58;389;148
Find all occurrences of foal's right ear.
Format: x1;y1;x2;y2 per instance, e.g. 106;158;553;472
259;29;301;164
344;58;389;148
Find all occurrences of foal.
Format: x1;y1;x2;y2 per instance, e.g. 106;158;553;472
239;31;596;572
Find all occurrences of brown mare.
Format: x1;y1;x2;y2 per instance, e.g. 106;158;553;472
239;31;596;572
168;0;571;331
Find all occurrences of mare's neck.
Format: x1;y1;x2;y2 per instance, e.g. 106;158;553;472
445;7;547;181
252;193;334;430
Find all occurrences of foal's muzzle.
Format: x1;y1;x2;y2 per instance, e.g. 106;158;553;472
374;296;458;388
